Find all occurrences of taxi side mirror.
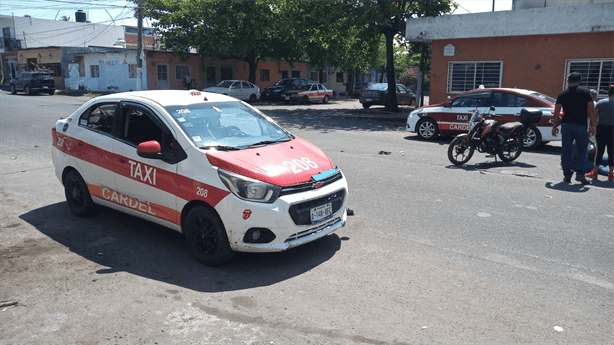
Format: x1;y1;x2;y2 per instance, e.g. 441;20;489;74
137;140;185;164
137;140;162;159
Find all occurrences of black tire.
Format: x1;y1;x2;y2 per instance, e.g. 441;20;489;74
498;135;523;163
10;85;16;94
48;90;55;95
25;86;32;95
323;95;329;104
301;96;309;105
416;117;439;140
183;206;234;266
249;94;257;103
448;137;475;165
64;170;95;217
362;103;371;109
523;125;541;149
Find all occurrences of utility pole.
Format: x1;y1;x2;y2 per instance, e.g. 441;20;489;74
136;0;144;91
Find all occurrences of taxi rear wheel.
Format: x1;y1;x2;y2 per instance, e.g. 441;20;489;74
183;206;234;266
64;170;95;217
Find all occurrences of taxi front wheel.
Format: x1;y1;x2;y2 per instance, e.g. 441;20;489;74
183;206;234;266
64;170;95;217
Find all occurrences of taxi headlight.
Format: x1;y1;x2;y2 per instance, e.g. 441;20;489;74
218;169;281;203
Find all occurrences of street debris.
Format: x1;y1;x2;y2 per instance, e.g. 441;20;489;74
554;326;564;332
11;156;17;160
0;301;18;308
400;151;405;156
347;208;354;216
378;151;391;155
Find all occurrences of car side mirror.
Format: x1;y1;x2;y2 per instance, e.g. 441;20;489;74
490;105;496;111
137;140;162;159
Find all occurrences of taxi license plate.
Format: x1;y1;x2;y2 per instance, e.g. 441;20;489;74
284;96;290;100
43;86;48;88
310;203;332;222
365;98;374;102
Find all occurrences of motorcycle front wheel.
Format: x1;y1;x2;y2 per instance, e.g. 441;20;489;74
498;135;523;163
448;137;475;165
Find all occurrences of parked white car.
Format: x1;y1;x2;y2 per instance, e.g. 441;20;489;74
203;80;260;102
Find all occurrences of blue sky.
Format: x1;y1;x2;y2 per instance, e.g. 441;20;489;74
1;0;513;27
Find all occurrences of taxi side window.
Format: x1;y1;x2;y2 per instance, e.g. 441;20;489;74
121;108;168;148
492;92;530;107
79;104;117;135
452;91;491;107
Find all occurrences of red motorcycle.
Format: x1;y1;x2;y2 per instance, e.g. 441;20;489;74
448;106;543;165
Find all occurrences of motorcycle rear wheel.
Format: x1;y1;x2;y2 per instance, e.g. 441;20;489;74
448;137;475;165
498;135;523;163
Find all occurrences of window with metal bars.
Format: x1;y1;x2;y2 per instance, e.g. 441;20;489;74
447;61;503;93
565;59;614;98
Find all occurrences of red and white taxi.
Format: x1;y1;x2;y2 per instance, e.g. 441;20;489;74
283;83;333;104
52;90;348;265
406;88;558;149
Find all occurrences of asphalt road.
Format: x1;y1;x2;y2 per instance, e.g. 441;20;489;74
1;93;612;344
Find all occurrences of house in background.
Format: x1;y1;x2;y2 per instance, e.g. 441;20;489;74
1;12;154;86
2;12;350;94
405;0;614;104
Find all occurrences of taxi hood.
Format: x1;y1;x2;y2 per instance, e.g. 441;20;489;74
206;138;334;187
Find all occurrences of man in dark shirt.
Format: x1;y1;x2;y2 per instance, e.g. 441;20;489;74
551;72;597;184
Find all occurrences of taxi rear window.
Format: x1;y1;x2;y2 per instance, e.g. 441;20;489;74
165;102;290;149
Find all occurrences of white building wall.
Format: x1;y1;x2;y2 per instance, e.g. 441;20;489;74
405;2;614;41
5;15;125;49
67;51;146;92
514;0;613;9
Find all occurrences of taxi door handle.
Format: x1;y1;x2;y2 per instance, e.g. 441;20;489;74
77;141;84;146
119;158;127;163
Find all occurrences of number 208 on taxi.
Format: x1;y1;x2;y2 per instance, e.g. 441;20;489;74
52;90;349;266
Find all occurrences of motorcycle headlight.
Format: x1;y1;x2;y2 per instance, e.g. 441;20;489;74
218;169;281;203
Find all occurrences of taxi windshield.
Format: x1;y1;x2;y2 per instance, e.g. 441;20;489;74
165;101;292;150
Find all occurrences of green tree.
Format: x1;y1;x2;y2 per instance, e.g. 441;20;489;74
346;0;455;112
143;0;301;84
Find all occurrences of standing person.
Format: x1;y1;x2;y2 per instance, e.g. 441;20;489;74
184;72;192;90
585;84;614;181
551;72;597;185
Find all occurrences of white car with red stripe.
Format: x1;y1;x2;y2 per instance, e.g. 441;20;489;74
406;88;558;149
52;90;348;266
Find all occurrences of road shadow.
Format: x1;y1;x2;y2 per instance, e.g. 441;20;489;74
19;202;342;292
544;181;591;192
263;108;406;133
446;160;537;171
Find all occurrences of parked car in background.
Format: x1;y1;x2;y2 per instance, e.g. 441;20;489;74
359;83;416;109
406;87;557;149
202;80;260;102
9;72;55;95
283;83;333;104
352;82;374;98
262;78;314;101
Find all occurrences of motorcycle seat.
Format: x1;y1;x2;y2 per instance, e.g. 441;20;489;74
500;121;523;133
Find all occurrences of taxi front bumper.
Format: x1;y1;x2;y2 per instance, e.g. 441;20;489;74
216;176;348;253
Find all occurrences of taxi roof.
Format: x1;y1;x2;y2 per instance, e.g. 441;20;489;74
94;90;239;107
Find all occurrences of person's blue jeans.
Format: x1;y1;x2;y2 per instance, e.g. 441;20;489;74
561;124;589;179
